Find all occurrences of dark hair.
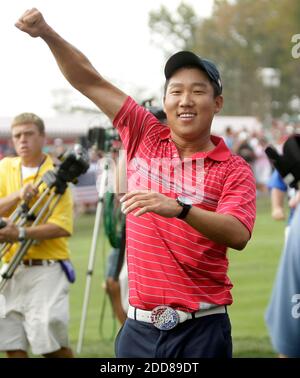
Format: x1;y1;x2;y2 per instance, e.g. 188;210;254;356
163;65;222;98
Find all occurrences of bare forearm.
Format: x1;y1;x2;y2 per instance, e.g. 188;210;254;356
25;223;70;241
0;192;21;216
185;207;250;250
0;222;70;243
270;189;285;220
40;26;126;119
0;184;39;217
121;191;250;250
41;27;102;93
16;8;127;119
271;189;285;210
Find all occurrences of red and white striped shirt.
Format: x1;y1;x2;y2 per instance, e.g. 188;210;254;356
113;97;256;312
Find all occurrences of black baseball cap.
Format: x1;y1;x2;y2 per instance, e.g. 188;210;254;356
164;51;222;94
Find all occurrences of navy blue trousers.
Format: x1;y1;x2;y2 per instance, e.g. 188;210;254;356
115;313;232;358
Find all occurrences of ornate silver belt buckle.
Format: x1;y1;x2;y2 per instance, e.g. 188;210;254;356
150;306;179;330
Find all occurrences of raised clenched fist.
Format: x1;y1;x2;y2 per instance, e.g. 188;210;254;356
15;8;48;38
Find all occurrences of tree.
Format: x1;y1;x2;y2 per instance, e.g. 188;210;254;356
149;0;300;119
149;2;198;55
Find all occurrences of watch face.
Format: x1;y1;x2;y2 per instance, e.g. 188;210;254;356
177;196;193;205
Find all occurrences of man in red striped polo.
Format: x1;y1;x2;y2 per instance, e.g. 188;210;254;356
17;9;256;358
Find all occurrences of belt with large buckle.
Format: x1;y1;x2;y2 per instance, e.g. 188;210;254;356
150;305;180;330
128;304;226;330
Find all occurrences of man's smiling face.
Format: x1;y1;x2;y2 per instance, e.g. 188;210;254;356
163;67;223;142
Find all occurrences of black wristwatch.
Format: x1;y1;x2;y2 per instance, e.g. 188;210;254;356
176;196;192;219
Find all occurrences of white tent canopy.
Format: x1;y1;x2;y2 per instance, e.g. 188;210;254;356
0;114;262;139
211;116;262;135
0;113;111;139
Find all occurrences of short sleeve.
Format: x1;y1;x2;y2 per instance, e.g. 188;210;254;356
0;158;8;198
47;186;73;234
267;169;287;191
113;96;161;160
217;159;256;234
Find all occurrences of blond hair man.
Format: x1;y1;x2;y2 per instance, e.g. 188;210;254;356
0;113;74;358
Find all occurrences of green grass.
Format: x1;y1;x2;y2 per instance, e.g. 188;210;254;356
229;197;284;357
1;196;284;357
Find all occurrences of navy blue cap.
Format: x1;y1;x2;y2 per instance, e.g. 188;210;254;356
164;51;222;94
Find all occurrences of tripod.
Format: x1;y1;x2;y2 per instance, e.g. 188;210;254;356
76;157;110;354
0;148;89;293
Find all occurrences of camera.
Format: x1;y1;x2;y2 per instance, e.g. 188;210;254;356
87;127;120;152
56;147;90;184
142;98;166;122
265;135;300;189
40;146;90;194
83;99;165;153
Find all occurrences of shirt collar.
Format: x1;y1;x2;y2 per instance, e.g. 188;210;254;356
159;129;232;162
199;135;232;162
11;154;52;170
159;127;170;140
11;157;21;170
